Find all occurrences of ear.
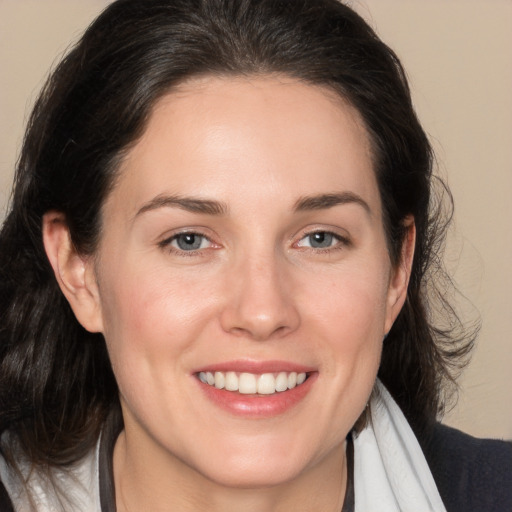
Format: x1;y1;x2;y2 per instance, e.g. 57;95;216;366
384;216;416;334
42;211;104;333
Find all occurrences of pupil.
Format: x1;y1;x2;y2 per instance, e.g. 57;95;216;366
177;234;201;250
310;232;332;248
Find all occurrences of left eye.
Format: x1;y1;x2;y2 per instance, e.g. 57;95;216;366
170;233;211;251
297;231;340;249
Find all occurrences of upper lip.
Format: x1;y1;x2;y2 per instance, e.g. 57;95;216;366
192;359;316;374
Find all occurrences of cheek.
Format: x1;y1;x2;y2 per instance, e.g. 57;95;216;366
98;261;220;372
305;266;389;338
97;267;220;421
300;261;389;394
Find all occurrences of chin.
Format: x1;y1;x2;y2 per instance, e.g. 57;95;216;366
185;435;330;490
196;459;305;490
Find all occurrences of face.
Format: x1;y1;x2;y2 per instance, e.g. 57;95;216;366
78;76;410;488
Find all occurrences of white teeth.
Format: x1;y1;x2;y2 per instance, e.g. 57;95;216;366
214;371;225;389
275;372;288;392
225;371;238;391
239;373;257;394
287;372;297;388
257;373;276;395
198;370;308;395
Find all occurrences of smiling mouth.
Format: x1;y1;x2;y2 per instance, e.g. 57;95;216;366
197;371;308;395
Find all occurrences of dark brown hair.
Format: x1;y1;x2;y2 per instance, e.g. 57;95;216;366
0;0;474;468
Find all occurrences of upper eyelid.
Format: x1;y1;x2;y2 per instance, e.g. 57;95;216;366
293;225;350;242
159;227;213;242
156;226;350;248
296;231;346;245
158;231;213;250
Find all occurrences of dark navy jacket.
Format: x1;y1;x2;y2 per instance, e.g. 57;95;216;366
422;423;512;512
1;423;511;511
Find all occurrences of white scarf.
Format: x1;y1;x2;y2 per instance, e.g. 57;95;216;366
1;380;447;512
353;380;447;512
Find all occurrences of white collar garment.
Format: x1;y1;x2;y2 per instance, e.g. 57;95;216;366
0;379;446;512
0;438;101;512
353;380;446;512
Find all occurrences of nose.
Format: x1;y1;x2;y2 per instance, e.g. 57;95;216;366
220;253;300;341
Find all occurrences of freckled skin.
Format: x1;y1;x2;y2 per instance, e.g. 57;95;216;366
70;76;411;511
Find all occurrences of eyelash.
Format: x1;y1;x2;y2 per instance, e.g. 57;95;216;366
294;230;351;253
158;231;216;257
158;229;351;256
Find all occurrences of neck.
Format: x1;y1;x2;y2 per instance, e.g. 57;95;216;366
113;430;348;512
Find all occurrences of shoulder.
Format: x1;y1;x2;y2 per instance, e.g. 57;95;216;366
421;422;512;512
0;435;102;512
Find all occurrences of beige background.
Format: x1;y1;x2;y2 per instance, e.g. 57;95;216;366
0;0;511;439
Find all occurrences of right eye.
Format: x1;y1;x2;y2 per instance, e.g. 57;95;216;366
159;232;214;254
298;231;338;249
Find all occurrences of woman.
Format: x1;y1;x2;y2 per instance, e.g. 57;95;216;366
0;0;510;511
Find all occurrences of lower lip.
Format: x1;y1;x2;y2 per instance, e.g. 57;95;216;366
197;373;317;418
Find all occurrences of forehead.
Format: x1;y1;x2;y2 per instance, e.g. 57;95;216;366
106;75;378;219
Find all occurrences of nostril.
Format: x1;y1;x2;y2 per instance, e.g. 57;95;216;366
219;270;301;340
226;322;295;342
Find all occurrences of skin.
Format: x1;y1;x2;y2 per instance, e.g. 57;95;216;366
43;75;414;512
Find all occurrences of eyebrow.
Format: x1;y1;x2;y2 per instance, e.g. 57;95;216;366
134;191;370;219
135;194;228;218
293;192;371;215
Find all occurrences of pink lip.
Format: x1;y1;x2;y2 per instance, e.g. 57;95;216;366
193;359;316;374
193;360;318;418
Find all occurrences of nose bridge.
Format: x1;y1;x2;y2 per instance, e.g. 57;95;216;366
221;245;300;340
